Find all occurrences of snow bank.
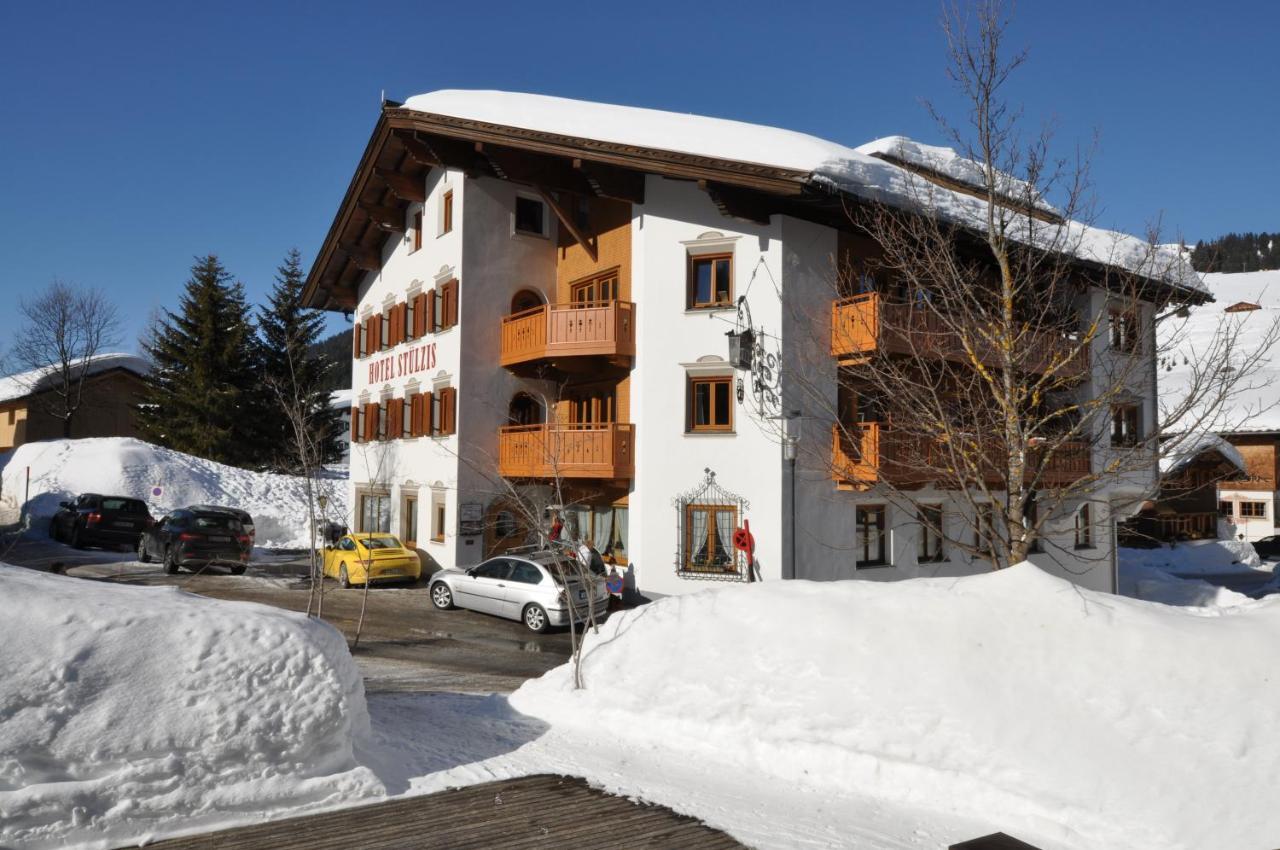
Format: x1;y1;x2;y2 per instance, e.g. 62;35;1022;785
511;565;1280;850
1120;538;1263;575
0;565;383;849
0;438;347;548
1117;561;1252;607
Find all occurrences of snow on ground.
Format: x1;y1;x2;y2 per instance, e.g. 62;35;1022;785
0;438;346;548
0;565;383;850
1120;538;1264;575
492;565;1280;850
1117;561;1253;607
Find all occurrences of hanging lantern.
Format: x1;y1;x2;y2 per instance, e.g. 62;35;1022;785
726;327;754;370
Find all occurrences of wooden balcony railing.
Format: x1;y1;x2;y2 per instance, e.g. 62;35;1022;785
498;422;635;479
830;292;1088;378
832;423;1091;489
500;300;636;368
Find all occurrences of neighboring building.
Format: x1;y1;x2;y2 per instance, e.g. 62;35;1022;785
330;389;353;462
301;90;1204;596
1217;430;1280;541
1122;433;1246;543
0;353;149;453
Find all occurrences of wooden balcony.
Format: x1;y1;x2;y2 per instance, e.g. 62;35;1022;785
832;424;1091;490
830;292;1087;378
498;423;635;480
500;300;636;370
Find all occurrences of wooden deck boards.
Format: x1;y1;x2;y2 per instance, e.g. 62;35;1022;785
122;774;745;850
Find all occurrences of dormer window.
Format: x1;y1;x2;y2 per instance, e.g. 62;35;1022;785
514;195;546;237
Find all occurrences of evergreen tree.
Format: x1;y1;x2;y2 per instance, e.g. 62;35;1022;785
257;248;344;470
138;255;261;466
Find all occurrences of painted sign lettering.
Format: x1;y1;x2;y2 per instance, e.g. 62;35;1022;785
368;342;437;384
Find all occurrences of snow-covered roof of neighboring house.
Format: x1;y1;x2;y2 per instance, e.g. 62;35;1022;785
1160;270;1280;432
400;90;1205;294
1160;431;1247;477
329;389;353;409
0;353;150;405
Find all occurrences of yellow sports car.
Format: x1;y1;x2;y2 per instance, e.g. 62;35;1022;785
323;533;422;587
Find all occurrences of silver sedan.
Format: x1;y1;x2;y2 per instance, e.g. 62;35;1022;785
429;551;609;632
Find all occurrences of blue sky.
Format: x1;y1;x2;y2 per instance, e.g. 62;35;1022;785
2;0;1277;357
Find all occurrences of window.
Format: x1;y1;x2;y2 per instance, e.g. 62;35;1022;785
918;505;945;563
1111;404;1141;447
355;406;366;443
1240;501;1267;518
683;504;736;573
687;375;733;433
402;397;413;437
401;494;417;545
495;511;518;541
688;254;733;309
1110;311;1140;353
510;562;543;585
473;559;511;580
975;504;995;557
353;323;364;359
515;195;545;236
1024;492;1042;554
377;401;387;440
571;270;619;305
412;209;423;252
381;311;391;351
856;505;887;567
405;297;416;340
359;493;391;534
1219;500;1234;516
442;190;453;234
1074;504;1093;549
431;493;447;543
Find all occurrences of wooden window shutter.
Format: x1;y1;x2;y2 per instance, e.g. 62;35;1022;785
397;302;408;344
443;279;459;328
388;398;403;439
412;292;427;337
363;403;378;442
408;392;421;437
441;387;457;434
364;314;378;352
425;288;437;333
350;407;360;442
422;390;435;436
388;306;399;347
352;325;362;359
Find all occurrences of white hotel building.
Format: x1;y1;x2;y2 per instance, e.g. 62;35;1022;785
302;90;1206;598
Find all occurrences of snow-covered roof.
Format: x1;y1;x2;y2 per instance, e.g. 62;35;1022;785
1160;431;1247;476
0;353;149;405
400;90;1205;294
329;389;353;409
1161;270;1280;432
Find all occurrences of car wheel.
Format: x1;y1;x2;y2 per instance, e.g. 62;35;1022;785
430;582;454;610
523;604;550;633
339;564;351;589
163;546;178;575
231;564;246;576
69;524;84;549
137;537;150;563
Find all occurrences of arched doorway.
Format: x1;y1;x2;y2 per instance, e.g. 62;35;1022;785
510;289;544;314
508;392;545;426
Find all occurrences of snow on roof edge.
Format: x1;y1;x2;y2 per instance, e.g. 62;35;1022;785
0;353;150;405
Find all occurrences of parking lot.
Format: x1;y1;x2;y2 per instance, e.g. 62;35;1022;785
4;534;576;694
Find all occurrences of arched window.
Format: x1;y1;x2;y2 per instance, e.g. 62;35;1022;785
510;289;544;314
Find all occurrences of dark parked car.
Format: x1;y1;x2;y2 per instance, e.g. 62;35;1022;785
49;493;153;549
138;508;252;574
188;504;255;545
1252;535;1280;559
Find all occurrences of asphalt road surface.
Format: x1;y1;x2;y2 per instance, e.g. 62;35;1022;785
4;533;576;694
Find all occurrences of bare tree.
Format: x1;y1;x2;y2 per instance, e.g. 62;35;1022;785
787;0;1280;570
8;280;122;438
349;428;396;651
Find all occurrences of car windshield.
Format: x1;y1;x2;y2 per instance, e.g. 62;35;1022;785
361;536;401;549
102;498;148;514
192;514;242;531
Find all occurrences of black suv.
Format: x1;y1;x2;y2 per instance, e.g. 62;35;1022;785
138;508;252;574
50;493;153;549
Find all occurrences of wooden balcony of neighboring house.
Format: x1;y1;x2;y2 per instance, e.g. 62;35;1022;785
500;300;636;375
830;292;1088;379
831;423;1091;490
498;422;635;481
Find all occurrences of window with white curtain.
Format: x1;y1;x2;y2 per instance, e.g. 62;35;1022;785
683;504;736;573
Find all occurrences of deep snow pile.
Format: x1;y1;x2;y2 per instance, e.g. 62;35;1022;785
1117;560;1252;607
0;565;383;849
510;565;1280;850
0;438;346;548
1120;538;1263;575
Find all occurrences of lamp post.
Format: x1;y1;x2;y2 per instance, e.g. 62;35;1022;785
782;411;802;581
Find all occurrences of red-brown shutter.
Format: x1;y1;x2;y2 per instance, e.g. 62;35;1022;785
407;392;419;437
388;398;403;439
363;403;378;442
352;325;362;359
350;407;359;443
422;390;435;436
425;288;436;333
412;292;427;338
364;314;377;353
441;387;457;435
442;279;459;328
395;303;407;345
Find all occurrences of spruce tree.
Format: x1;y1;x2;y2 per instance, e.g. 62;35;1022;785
138;255;261;466
257;248;344;470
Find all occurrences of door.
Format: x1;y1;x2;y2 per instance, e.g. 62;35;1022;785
502;560;546;618
455;558;514;615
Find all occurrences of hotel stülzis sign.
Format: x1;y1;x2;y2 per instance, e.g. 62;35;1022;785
367;342;437;384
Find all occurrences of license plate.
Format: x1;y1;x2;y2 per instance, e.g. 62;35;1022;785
210;536;230;543
113;521;133;528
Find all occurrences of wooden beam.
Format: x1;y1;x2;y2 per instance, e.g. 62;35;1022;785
398;132;441;166
395;130;485;175
358;202;406;232
374;168;426;203
573;158;646;204
340;242;381;272
701;181;775;226
536;186;597;262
